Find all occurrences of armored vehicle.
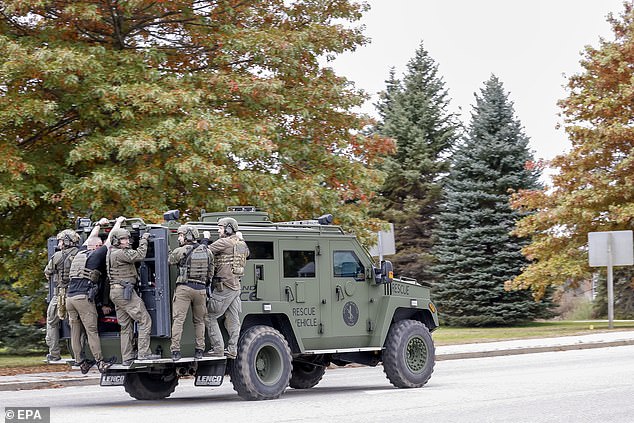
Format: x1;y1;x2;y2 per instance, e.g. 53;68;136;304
49;207;438;400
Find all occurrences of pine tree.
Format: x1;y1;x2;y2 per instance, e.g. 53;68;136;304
375;43;460;284
432;76;551;326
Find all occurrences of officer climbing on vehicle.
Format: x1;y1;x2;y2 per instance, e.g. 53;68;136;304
107;221;160;365
168;225;214;361
204;217;249;359
66;217;122;374
44;229;81;362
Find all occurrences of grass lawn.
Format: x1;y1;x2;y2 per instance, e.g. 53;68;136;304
432;320;634;345
0;354;47;368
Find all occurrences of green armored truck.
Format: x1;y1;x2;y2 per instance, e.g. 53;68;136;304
48;206;438;400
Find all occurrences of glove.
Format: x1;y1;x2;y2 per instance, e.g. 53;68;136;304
98;217;109;226
203;231;211;239
141;232;151;240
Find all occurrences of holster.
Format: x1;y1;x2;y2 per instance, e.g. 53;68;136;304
212;276;223;292
206;283;214;299
87;283;97;303
123;282;134;300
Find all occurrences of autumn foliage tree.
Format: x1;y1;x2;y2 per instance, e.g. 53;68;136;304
510;4;634;305
0;1;393;325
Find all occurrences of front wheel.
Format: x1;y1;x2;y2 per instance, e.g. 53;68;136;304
124;370;179;400
382;319;435;388
230;325;292;400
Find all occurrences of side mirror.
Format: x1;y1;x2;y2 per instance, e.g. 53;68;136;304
374;260;394;284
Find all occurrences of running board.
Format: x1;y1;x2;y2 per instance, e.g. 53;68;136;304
108;355;225;370
43;358;76;365
301;347;383;355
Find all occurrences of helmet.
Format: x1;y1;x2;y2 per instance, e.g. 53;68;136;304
177;225;199;243
110;228;131;247
218;217;239;235
56;229;80;248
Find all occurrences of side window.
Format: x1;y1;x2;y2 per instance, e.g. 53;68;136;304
283;250;316;278
246;241;274;260
333;250;365;281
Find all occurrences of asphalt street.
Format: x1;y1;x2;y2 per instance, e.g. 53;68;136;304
3;344;634;423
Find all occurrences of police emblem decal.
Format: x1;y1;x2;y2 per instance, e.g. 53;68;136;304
343;301;359;326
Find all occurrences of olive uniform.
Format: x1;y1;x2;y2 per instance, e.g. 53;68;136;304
205;224;249;358
168;225;214;359
43;230;80;361
107;230;157;363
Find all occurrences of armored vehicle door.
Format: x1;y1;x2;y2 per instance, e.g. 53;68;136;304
328;240;371;347
279;240;323;349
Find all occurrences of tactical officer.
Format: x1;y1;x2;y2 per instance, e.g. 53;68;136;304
108;223;160;365
168;225;214;361
204;217;249;358
66;217;122;373
44;229;81;362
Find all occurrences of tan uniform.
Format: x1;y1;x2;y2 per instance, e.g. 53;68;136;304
205;235;248;356
43;246;78;359
107;238;153;362
168;243;213;353
66;245;108;362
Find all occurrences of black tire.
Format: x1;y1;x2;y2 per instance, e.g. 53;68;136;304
230;325;292;400
124;371;179;400
382;319;435;388
289;358;327;389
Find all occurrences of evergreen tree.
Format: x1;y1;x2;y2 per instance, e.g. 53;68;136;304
375;43;460;284
432;76;551;326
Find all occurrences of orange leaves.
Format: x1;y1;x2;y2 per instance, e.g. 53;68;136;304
510;4;634;296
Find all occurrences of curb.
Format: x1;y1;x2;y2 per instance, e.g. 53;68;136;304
0;375;100;391
435;339;634;361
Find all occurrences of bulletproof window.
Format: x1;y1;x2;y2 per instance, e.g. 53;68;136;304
333;250;365;281
246;241;274;260
283;250;316;278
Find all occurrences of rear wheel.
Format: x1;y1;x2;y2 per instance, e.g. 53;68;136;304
230;325;292;400
124;370;179;400
382;319;435;388
289;356;328;389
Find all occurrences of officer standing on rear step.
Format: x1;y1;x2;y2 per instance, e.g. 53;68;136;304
44;229;81;362
107;223;160;365
66;217;121;374
168;225;214;361
204;217;249;359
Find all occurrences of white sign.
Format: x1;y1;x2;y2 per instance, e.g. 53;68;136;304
588;230;634;330
369;223;396;257
588;230;634;267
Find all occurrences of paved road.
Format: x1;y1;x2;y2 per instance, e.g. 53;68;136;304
3;344;634;423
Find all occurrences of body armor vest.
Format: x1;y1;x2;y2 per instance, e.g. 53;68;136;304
178;244;213;284
216;238;248;277
107;248;138;284
53;247;79;287
69;250;101;283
